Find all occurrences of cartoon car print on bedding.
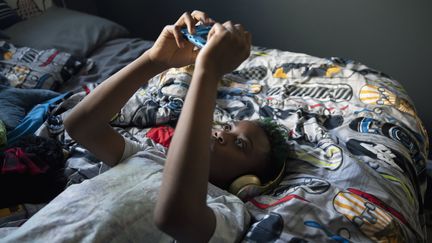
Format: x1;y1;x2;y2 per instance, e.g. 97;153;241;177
333;190;406;242
110;46;428;242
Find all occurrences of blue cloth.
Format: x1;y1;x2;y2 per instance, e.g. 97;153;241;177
0;85;60;130
6;92;71;145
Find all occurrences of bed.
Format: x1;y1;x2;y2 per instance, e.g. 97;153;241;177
0;2;431;242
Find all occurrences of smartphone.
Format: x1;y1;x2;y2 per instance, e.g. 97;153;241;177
180;25;212;49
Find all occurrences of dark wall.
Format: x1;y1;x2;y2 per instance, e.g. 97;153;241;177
94;0;432;143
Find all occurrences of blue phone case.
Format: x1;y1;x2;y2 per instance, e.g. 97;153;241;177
181;25;212;48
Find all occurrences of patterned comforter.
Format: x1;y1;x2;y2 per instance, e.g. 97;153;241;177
3;45;428;242
112;46;429;242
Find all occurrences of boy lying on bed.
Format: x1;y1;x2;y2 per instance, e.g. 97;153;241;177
63;11;289;242
14;11;286;242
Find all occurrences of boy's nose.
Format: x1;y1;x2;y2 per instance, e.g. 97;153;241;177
213;130;229;145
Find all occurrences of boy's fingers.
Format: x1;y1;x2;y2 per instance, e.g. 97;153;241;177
176;12;196;34
191;10;215;26
184;12;196;34
191;10;206;20
223;21;235;33
170;25;185;48
234;24;245;33
208;22;224;41
207;27;215;40
191;10;210;25
214;22;226;32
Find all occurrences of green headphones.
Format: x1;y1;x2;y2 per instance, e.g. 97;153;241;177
228;161;286;201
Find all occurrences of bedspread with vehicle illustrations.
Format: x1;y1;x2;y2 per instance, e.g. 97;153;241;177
111;46;429;242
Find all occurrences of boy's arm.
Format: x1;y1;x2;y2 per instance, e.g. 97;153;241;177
64;11;212;166
154;22;251;242
64;56;165;166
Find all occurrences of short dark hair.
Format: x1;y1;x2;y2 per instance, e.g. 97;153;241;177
254;118;289;182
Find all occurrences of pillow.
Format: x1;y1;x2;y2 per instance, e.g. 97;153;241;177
0;41;87;90
5;0;53;19
0;0;22;29
3;6;130;57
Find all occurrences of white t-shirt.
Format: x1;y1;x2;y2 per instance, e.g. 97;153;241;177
0;137;250;243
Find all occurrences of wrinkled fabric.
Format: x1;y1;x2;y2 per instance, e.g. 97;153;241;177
0;85;59;131
145;125;174;148
112;47;428;242
1;148;48;175
4;45;428;242
0;135;66;208
6;92;71;145
0;136;250;243
0;41;87;90
0;204;46;228
58;38;153;92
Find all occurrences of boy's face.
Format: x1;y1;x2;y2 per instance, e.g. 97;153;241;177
209;120;271;188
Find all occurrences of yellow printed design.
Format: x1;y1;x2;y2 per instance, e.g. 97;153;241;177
359;85;397;106
3;51;13;60
252;51;269;57
291;141;343;170
5;66;31;87
325;65;341;77
359;84;416;117
379;173;415;206
273;67;287;79
396;99;416;116
221;79;262;94
333;192;405;242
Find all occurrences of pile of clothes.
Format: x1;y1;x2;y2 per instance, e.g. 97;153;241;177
0;85;72;226
0;135;66;208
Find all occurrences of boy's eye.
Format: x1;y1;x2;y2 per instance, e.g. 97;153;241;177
235;138;245;149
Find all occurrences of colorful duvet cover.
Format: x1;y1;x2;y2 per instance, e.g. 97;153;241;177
2;45;428;242
112;46;429;242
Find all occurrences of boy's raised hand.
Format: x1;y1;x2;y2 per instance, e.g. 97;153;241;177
196;21;251;79
153;15;252;243
147;11;214;69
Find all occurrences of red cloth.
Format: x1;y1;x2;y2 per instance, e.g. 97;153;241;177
1;148;48;175
146;126;175;148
